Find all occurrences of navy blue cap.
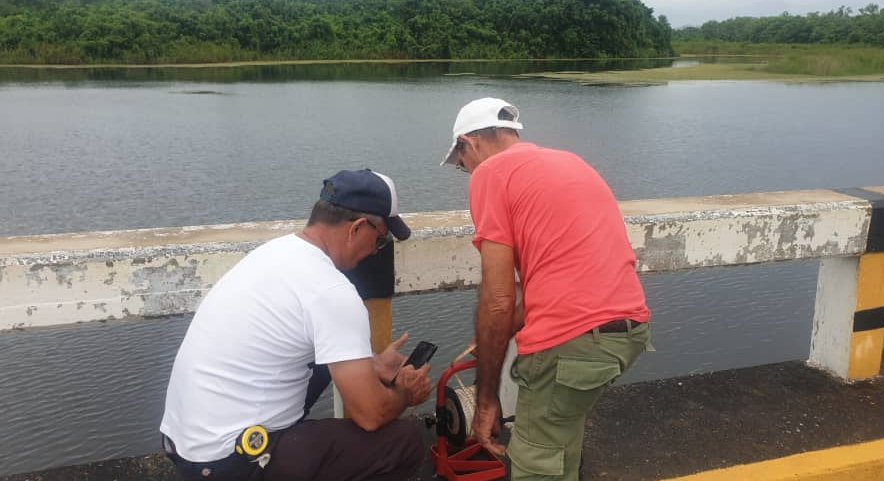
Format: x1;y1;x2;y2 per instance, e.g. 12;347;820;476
320;169;411;240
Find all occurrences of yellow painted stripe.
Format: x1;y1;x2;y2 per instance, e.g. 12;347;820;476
661;439;884;481
848;328;884;379
341;298;392;419
364;298;393;353
856;253;884;311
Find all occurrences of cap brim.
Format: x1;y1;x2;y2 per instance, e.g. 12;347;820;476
385;215;411;241
440;139;458;166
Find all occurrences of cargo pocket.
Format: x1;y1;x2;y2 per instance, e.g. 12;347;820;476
508;428;564;476
510;355;528;388
549;358;621;419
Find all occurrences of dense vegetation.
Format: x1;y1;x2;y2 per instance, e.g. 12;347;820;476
671;5;884;77
673;42;884;76
673;4;884;46
0;0;674;64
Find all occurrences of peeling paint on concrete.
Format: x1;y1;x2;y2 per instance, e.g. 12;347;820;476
0;219;305;267
626;199;870;272
1;188;879;330
53;263;88;288
25;265;45;287
634;223;689;272
435;279;471;291
129;257;204;316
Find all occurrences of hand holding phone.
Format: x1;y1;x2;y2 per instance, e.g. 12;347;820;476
390;341;437;387
404;341;438;369
394;341;436;405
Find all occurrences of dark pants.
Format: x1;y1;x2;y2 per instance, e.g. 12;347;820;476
165;449;256;481
166;364;423;481
264;418;423;481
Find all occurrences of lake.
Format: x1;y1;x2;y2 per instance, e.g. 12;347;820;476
0;60;882;475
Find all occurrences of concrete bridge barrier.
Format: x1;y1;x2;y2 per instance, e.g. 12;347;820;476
2;187;882;381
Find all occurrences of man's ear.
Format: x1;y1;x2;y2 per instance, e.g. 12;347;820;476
460;134;476;151
347;218;366;243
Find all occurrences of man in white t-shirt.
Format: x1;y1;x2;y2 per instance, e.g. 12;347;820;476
160;169;432;481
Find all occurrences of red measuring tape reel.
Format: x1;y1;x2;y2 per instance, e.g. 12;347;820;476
430;359;506;481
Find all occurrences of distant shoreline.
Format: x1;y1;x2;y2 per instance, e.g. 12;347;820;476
516;63;884;86
3;49;882;85
0;57;678;70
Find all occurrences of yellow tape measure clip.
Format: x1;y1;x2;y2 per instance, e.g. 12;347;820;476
235;425;269;458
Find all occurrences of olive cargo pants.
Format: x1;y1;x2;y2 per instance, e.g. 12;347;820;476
508;322;652;481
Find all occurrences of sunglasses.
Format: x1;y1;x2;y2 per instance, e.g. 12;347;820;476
361;218;394;251
454;140;468;173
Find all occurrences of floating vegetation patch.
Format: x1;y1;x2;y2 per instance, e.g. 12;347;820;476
171;90;227;95
515;62;884;87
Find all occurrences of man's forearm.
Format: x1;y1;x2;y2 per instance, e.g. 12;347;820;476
372;354;395;385
474;240;517;409
512;300;525;335
329;360;408;432
475;295;514;406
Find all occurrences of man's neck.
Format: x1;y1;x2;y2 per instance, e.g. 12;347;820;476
298;227;330;257
480;135;520;161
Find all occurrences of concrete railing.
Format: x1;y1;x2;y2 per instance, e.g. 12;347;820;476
2;187;882;380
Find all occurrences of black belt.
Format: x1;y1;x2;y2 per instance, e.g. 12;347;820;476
162;435;260;481
594;319;642;333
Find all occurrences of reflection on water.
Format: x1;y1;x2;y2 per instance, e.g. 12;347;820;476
670;59;701;68
2;79;882;238
0;59;676;84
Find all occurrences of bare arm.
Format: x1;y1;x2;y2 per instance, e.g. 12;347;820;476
472;240;516;455
329;357;431;432
513;297;525;335
373;332;409;385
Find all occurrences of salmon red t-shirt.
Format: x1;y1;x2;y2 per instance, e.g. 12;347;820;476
469;142;650;355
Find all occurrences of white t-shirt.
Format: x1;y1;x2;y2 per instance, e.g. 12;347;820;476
160;234;373;462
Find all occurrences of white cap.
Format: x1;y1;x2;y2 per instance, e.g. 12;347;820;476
440;98;523;166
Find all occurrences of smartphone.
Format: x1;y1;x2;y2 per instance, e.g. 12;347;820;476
403;341;438;369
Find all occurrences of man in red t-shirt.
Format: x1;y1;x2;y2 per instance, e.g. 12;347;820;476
440;98;653;481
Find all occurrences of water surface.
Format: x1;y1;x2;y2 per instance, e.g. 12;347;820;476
0;62;882;475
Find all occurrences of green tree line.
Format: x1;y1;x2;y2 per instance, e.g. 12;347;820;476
0;0;674;64
673;4;884;46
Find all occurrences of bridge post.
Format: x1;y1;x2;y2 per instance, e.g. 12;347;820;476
334;245;395;417
810;188;884;381
809;257;861;378
849;253;884;379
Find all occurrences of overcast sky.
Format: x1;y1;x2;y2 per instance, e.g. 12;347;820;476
641;0;877;27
